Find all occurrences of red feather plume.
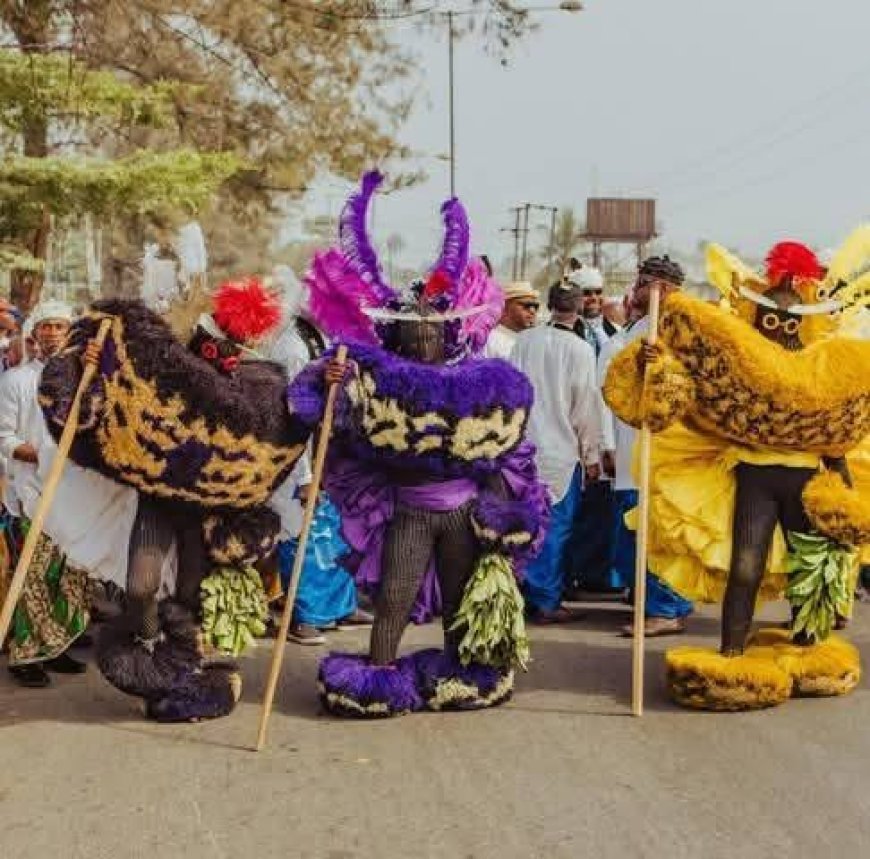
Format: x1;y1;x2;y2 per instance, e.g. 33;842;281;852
422;269;452;300
765;242;824;284
212;277;281;342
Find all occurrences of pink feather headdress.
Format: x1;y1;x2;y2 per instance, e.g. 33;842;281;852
305;171;503;358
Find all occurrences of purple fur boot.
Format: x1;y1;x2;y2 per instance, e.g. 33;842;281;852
411;649;514;712
96;602;201;700
97;600;241;723
146;663;242;723
317;653;423;718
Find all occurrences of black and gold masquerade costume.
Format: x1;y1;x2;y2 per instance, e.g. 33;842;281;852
39;286;310;721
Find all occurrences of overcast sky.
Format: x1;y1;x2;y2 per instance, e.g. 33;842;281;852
309;0;870;278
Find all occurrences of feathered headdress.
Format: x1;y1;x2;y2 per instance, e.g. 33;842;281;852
705;238;842;344
201;277;282;345
305;171;503;360
816;225;870;326
269;264;308;322
765;241;824;287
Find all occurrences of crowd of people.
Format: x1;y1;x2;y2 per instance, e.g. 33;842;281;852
2;175;869;720
486;256;694;633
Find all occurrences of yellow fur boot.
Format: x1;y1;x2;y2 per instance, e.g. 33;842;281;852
665;646;793;711
747;627;862;698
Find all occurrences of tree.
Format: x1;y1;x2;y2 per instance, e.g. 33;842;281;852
0;41;241;308
0;1;535;304
548;207;589;273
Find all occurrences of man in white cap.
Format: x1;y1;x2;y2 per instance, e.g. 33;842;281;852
568;266;616;356
599;256;693;636
509;280;603;622
564;267;623;598
0;299;90;687
483;281;540;359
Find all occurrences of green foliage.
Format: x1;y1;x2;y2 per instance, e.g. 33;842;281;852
200;566;269;656
450;553;530;670
785;532;855;644
0;149;244;218
0;246;43;272
0;1;534;294
0;49;180;135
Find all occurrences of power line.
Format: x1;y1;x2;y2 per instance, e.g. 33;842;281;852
625;56;870;195
664;118;870;218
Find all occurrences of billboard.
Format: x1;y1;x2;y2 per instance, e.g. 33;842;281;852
586;198;656;242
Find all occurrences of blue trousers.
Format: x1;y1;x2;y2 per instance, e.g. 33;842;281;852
565;479;623;592
524;468;582;612
278;498;357;627
613;489;692;619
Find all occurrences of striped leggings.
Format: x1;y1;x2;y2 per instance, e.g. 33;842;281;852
370;502;476;665
722;463;814;654
126;498;208;640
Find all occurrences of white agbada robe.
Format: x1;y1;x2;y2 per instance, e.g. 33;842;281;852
0;360;143;590
598;317;649;492
266;321;314;539
482;324;518;360
509;324;603;503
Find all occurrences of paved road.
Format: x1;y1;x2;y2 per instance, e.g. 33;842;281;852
2;601;869;859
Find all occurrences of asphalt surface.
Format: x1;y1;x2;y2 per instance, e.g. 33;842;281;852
2;600;869;859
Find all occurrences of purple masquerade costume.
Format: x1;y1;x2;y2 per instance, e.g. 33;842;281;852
290;172;549;718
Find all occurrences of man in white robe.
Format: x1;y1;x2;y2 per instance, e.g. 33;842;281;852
598;256;693;636
509;281;603;622
0;301;91;687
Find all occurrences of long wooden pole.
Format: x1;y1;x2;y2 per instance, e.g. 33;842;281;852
0;318;112;646
631;284;661;717
255;344;348;751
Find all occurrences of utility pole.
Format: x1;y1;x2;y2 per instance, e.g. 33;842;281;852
519;203;532;278
509;206;523;280
545;206;558;286
371;4;585;201
512;203;558;285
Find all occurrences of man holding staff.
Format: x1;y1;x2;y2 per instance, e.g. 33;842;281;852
0;300;90;688
599;257;693;637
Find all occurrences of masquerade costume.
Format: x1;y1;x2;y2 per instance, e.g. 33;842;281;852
38;279;311;721
604;234;870;710
290;172;549;717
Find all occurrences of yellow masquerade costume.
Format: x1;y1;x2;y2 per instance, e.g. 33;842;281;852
604;230;870;710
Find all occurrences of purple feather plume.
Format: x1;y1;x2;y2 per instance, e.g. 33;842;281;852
339;171;394;302
432;197;470;287
305;249;382;345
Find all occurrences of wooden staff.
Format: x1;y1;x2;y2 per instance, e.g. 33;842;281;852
0;318;112;646
631;284;662;717
255;344;348;752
